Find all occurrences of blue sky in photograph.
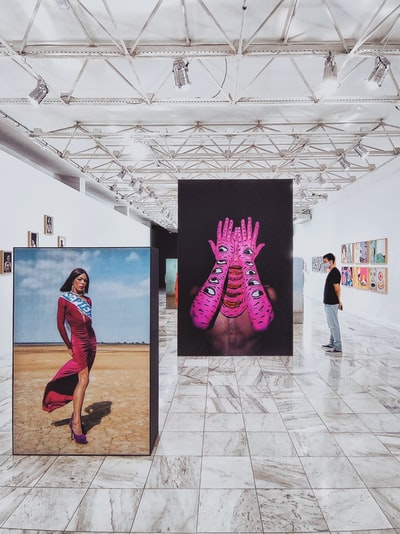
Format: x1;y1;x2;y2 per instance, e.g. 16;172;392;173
14;247;151;344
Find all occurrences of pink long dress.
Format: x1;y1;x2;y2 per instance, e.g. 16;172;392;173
42;295;96;413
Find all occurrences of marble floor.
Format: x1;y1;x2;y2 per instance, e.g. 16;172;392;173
1;293;400;533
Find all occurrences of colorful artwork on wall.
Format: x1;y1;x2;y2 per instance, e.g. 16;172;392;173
13;246;159;455
341;243;353;264
341;266;353;286
353;241;369;264
339;238;388;294
178;179;293;356
369;238;387;264
352;266;369;289
0;250;12;274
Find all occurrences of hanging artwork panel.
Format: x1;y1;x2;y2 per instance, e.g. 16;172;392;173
13;246;159;455
178;179;293;356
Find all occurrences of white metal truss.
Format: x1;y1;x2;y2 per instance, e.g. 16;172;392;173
1;0;400;230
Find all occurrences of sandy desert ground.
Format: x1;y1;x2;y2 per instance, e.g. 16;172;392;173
13;344;151;455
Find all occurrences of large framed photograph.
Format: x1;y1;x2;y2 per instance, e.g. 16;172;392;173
0;250;12;274
178;179;293;356
13;247;159;455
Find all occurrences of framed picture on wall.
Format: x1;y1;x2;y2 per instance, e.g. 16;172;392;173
178;179;293;357
369;238;387;264
341;266;353;286
13;246;159;456
0;250;12;274
312;257;319;272
353;266;369;289
57;236;66;248
376;267;387;293
341;243;353;264
44;215;54;235
353;241;368;264
27;231;39;248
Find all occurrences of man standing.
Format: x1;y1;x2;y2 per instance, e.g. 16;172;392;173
322;253;343;353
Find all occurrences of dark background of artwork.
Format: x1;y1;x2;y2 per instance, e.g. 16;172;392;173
178;179;293;356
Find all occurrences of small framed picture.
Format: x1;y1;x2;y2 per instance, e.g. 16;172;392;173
57;236;66;248
28;231;39;247
0;250;12;274
44;215;54;235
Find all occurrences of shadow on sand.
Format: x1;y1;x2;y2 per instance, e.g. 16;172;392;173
52;400;112;434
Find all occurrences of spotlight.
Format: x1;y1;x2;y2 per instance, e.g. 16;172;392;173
321;51;338;94
294;173;302;185
354;142;369;159
117;169;127;179
28;78;49;105
339;154;350;170
367;56;390;87
317;173;326;184
173;58;190;88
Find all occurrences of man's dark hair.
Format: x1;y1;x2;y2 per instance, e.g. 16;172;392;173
323;253;335;262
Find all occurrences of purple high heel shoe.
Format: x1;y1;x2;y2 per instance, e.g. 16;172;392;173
69;419;88;445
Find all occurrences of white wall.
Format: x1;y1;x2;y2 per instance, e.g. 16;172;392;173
0;149;150;358
294;157;400;329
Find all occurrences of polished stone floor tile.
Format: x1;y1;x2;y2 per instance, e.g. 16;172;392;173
349;456;400;487
203;431;249;456
91;456;152;488
289;430;343;457
333;431;391;456
204;412;245;432
370;488;400;528
243;412;286;432
0;456;55;487
257;488;328;532
247;431;297;456
201;456;254;488
163;411;205;431
155;430;204;455
314;488;393;531
0;486;32;525
66;488;141;532
3;488;86;530
300;456;365;488
132;488;198;532
36;455;104;488
252;457;310;489
198;488;262;532
146;455;201;488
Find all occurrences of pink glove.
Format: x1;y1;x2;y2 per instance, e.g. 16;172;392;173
235;217;274;331
190;218;234;329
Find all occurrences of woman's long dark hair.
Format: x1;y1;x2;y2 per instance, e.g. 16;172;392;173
60;268;90;293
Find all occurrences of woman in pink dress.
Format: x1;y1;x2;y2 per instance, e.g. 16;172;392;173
42;268;96;444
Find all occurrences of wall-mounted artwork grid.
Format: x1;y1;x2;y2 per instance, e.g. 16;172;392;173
13;247;158;455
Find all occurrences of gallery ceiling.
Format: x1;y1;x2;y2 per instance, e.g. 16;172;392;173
1;0;400;231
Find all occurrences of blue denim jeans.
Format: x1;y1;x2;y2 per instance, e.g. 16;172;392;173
324;304;342;350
